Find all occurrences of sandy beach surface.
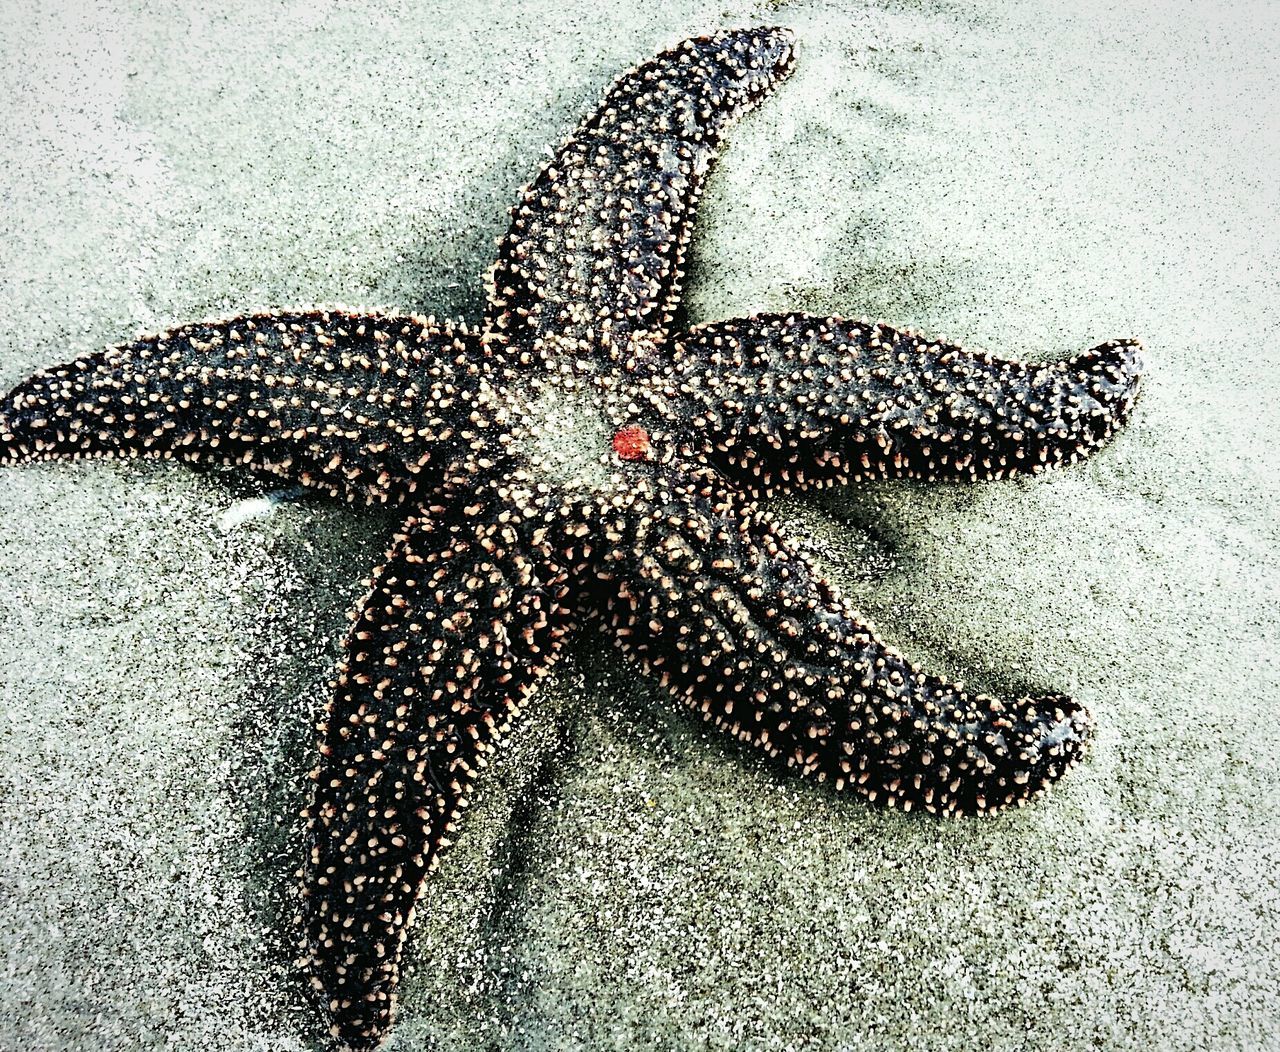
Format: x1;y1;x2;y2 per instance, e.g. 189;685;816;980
1;0;1277;1049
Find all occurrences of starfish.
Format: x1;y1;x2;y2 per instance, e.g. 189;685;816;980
0;26;1143;1052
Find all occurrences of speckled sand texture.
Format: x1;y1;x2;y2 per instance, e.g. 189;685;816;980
2;1;1278;1050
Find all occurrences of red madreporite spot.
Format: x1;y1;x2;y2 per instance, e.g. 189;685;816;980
612;425;651;460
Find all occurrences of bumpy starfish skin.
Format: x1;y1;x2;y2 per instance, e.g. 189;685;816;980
484;27;794;365
302;482;573;1042
0;26;1144;1052
0;310;485;503
653;314;1144;496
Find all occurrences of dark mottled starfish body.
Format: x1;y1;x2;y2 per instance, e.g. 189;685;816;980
0;27;1143;1051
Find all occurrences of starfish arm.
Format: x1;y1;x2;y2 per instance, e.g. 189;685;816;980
656;313;1144;497
586;465;1089;816
0;309;485;504
483;27;795;366
299;494;572;1050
